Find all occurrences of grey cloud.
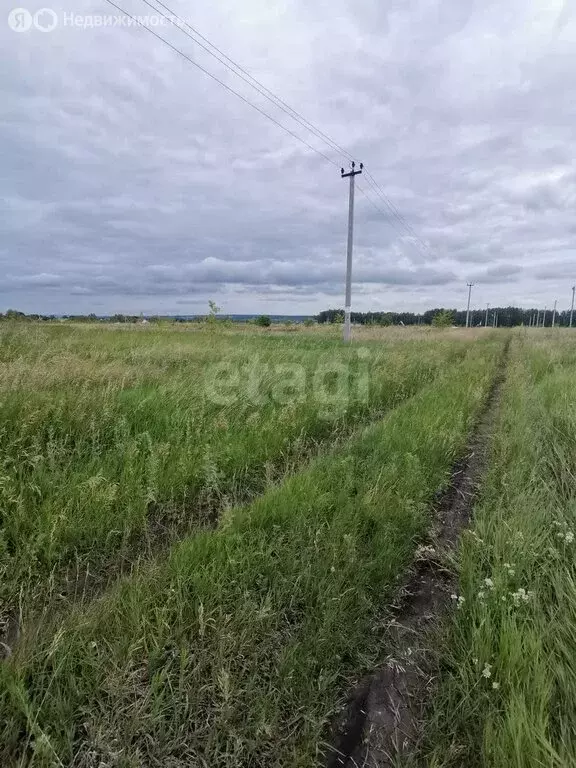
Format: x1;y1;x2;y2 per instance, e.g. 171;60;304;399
1;0;576;314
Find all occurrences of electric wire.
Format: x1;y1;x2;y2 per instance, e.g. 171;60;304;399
103;0;339;167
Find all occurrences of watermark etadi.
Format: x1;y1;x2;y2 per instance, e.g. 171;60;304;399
203;348;372;419
7;7;193;32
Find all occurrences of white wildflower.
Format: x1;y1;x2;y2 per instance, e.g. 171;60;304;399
478;590;486;600
457;596;465;608
492;681;500;690
450;594;458;601
484;578;494;589
510;587;532;606
482;663;492;678
565;531;574;544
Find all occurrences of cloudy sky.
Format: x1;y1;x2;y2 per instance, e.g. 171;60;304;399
2;0;576;315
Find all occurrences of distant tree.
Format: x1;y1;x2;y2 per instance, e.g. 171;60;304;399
432;310;455;328
4;309;27;321
208;300;221;319
255;315;271;328
206;300;224;329
303;318;314;327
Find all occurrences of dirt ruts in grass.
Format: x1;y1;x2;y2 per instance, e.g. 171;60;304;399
0;405;406;661
326;341;510;768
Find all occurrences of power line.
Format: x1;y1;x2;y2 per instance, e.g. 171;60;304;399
140;0;357;165
103;0;436;257
102;0;338;167
363;169;433;254
356;182;437;260
143;0;436;252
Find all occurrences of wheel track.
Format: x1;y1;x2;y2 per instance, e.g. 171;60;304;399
326;339;510;768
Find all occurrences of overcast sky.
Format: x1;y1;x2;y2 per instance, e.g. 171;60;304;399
2;0;575;315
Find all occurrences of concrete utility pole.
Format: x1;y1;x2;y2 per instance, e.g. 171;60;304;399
340;161;363;342
465;283;474;328
542;307;547;328
552;299;558;328
536;309;541;328
570;286;575;328
485;303;490;328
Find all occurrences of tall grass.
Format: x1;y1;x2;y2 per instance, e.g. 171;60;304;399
0;338;502;767
420;332;576;767
0;324;471;628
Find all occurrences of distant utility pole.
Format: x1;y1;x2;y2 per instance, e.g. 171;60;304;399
570;286;575;328
340;161;363;342
485;303;489;328
542;307;547;328
493;310;498;328
536;309;540;328
552;299;558;328
465;283;474;328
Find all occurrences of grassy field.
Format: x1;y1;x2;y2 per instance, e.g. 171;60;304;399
0;323;471;635
419;332;576;767
2;322;573;767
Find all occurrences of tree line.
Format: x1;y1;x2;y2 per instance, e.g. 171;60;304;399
0;306;573;327
316;307;574;327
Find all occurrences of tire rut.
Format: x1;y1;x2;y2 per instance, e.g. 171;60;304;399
326;341;510;768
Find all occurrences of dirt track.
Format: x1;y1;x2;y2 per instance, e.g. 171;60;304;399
327;341;510;768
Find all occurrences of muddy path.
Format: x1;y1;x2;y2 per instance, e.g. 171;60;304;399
326;341;510;768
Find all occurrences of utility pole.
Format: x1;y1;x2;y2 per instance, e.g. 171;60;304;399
341;161;363;342
536;309;540;328
485;303;489;328
552;299;557;328
493;310;498;328
570;286;575;328
465;283;474;328
542;307;547;328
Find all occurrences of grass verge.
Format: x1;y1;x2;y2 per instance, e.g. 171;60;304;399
0;339;502;767
419;332;576;767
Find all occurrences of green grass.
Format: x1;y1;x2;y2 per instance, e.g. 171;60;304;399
0;336;502;767
420;332;576;767
0;323;473;628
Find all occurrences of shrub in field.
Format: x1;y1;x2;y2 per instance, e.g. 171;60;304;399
255;314;272;327
432;309;455;327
